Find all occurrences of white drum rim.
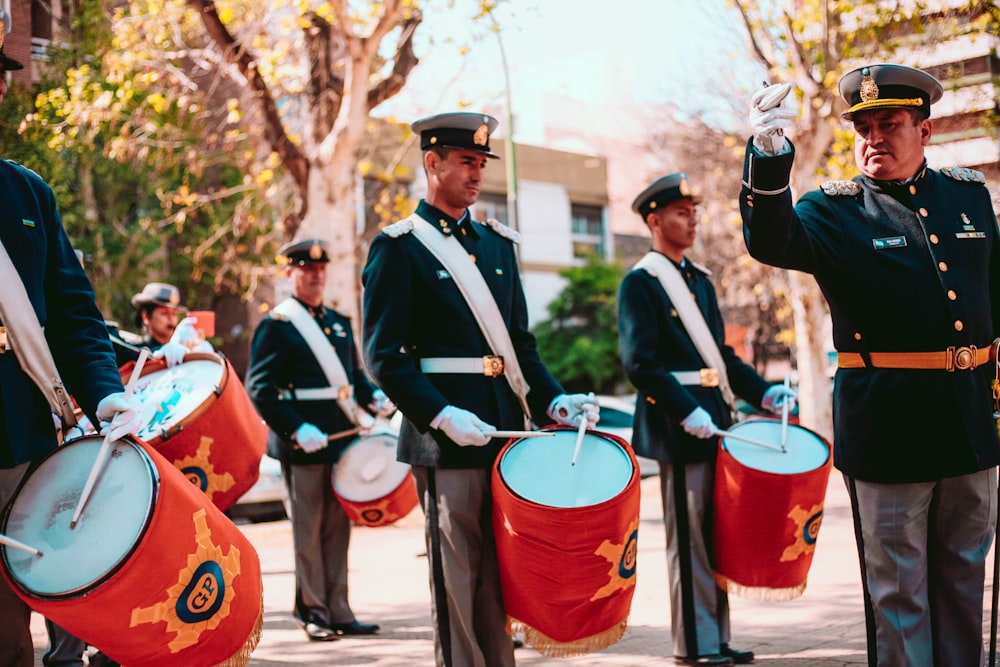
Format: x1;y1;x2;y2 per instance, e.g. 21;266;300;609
133;353;227;443
497;430;635;509
0;436;160;600
332;434;410;502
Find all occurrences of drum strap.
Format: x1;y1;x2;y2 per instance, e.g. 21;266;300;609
634;252;737;411
271;298;371;428
0;241;77;428
408;215;532;424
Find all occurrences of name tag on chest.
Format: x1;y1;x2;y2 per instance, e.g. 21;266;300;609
872;236;907;250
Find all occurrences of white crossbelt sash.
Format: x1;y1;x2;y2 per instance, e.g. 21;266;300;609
272;298;371;427
0;241;77;427
633;252;736;410
408;215;532;421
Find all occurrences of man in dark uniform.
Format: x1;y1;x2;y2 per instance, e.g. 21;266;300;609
618;173;793;666
246;239;390;642
119;282;190;367
0;11;141;665
361;111;599;667
743;64;1000;665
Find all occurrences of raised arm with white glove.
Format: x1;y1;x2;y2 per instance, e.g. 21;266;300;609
762;385;797;414
294;422;328;453
432;406;494;447
547;392;600;429
680;407;718;440
749;82;797;156
95;392;143;442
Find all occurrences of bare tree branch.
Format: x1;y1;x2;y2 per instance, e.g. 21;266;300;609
186;0;309;195
368;9;422;111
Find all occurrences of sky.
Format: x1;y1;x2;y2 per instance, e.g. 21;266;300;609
377;0;759;145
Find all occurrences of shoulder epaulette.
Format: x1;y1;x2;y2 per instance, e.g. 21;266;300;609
484;218;521;244
269;310;288;322
688;260;712;276
382;220;414;238
6;159;42;180
940;166;986;184
820;180;861;196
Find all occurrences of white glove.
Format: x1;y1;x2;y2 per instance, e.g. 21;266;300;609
95;392;143;442
368;389;396;418
762;385;797;414
547;392;600;429
434;406;494;447
680;407;718;440
750;82;796;156
294;422;328;453
170;317;200;347
153;341;187;367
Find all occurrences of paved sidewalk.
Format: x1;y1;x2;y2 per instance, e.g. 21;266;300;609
30;472;999;665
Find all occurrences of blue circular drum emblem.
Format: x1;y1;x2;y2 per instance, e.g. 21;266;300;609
182;466;209;492
619;530;638;579
176;560;225;623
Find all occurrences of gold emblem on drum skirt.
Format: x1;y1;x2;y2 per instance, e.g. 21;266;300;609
590;517;639;601
780;503;824;562
175;436;236;502
129;509;242;652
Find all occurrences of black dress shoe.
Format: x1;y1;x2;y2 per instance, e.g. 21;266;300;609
303;622;339;642
330;620;380;635
674;655;734;666
720;644;754;664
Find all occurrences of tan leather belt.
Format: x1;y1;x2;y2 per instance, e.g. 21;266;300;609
420;356;505;378
671;369;721;387
837;344;993;371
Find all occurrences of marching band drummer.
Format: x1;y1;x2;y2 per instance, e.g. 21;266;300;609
119;281;211;368
744;64;1000;665
0;10;142;665
361;111;599;667
618;173;795;666
245;239;393;643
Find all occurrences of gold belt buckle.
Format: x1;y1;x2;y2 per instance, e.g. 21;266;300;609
0;326;5;354
338;385;353;400
949;345;977;371
483;355;504;378
699;368;720;387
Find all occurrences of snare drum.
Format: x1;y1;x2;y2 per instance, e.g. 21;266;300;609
0;434;263;666
332;431;417;527
712;418;832;600
125;352;268;510
492;427;640;657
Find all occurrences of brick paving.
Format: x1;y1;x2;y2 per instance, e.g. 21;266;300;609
29;472;999;665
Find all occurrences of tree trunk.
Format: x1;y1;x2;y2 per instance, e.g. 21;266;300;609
787;270;833;441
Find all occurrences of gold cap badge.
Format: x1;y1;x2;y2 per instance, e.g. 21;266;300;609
860;68;879;102
679;178;692;197
309;242;323;260
473;124;489;146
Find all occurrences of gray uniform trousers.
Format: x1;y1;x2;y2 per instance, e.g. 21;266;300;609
0;463;32;667
848;467;997;667
412;466;514;667
282;461;356;626
659;460;730;658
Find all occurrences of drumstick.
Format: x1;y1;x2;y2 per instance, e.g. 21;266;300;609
488;430;556;439
716;428;785;453
70;348;149;529
0;533;42;557
570;417;588;466
780;371;790;453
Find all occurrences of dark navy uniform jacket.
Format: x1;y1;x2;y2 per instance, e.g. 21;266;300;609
361;201;564;469
741;140;1000;483
618;254;770;465
0;160;123;468
245;299;377;466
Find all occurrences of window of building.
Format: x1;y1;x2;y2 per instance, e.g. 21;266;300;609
472;192;509;226
571;204;605;258
31;0;52;41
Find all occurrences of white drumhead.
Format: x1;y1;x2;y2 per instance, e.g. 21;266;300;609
333;434;409;502
498;431;633;508
132;356;224;442
721;420;829;474
2;436;156;596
